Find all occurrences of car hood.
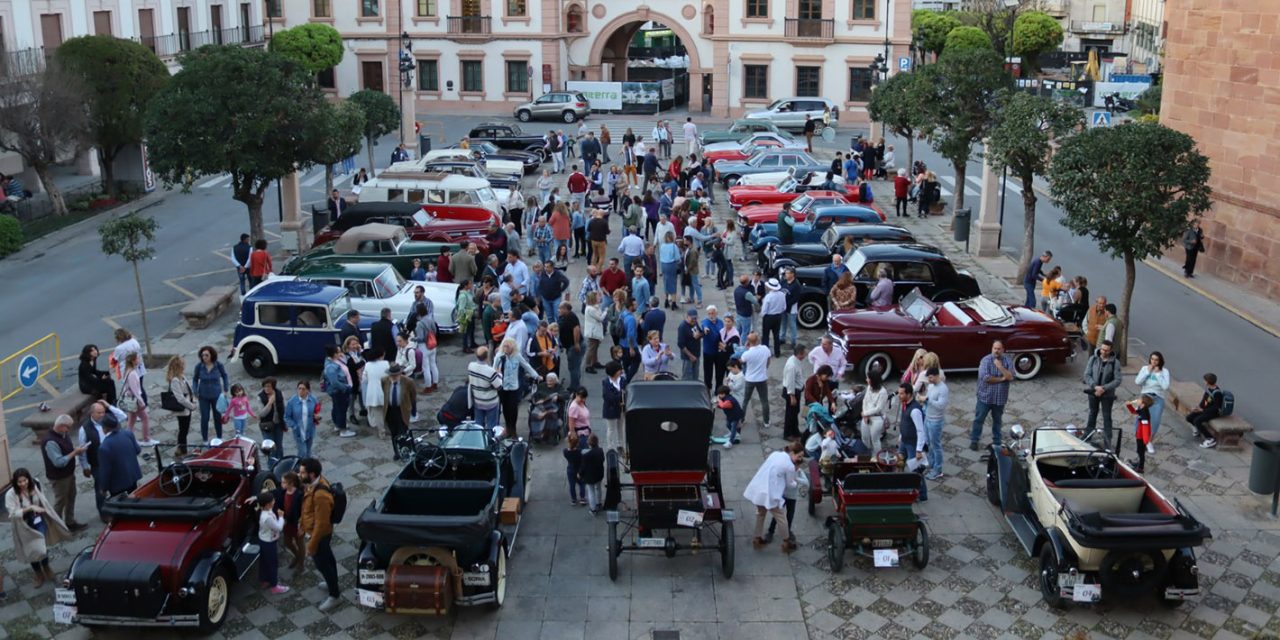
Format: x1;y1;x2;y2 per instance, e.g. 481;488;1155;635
775;243;830;258
738;204;803;221
712;160;754;173
95;517;206;572
702;140;749;153
829;307;916;333
729;184;786;195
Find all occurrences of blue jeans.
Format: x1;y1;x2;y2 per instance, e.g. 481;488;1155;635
1024;282;1036;308
970;399;1005;445
682;357;699;381
292;419;314;459
329;390;350;432
898;442;928;501
925;417;945;473
689;276;703;303
237;269;248;295
474;404;500;430
780;313;797;346
566;466;585;501
198;397;223;442
736;314;752;339
1148;395;1166;439
565;345;584;391
725;418;740;443
232;417;247;436
537;244;552;264
542;297;560;319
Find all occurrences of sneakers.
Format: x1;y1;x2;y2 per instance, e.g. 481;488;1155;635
339;430;357;438
411;413;420;423
318;596;341;612
925;471;943;481
723;440;733;449
1200;438;1217;449
1146;443;1155;454
269;585;290;595
140;439;160;447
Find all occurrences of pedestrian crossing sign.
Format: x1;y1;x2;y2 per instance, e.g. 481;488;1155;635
1090;111;1112;128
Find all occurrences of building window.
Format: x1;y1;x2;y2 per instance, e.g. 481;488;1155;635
313;0;331;18
850;0;875;20
418;60;439;91
416;0;436;16
317;68;336;89
703;6;714;34
848;67;873;102
566;5;583;32
507;0;527;17
461;60;483;92
745;0;768;18
93;11;112;35
744;64;768;99
796;66;820;97
361;0;380;17
506;61;529;93
266;0;281;18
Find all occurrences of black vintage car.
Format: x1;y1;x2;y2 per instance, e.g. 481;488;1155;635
421;160;520;191
792;243;981;329
467;124;548;161
761;224;916;276
449;141;542;174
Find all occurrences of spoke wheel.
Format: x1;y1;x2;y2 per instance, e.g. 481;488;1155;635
720;520;735;579
1039;546;1065;608
490;543;508;609
199;565;231;632
911;522;930;569
827;522;846;573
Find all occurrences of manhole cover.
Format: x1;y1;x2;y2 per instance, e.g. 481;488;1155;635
652;632;680;640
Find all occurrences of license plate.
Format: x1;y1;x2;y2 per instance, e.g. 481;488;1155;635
1058;573;1082;588
638;537;666;549
55;588;77;606
873;549;899;568
871;539;895;548
462;572;491;587
676;509;704;528
53;604;76;625
356;588;384;608
1072;583;1101;603
358;569;385;584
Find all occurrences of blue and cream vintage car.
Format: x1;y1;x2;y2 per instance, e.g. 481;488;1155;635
231;281;369;378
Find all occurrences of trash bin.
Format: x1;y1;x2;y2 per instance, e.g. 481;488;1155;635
311;206;330;237
419;134;432;156
1248;430;1280;495
953;208;972;243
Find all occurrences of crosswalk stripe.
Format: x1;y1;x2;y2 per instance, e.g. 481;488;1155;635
301;168;327;187
199;174;233;189
966;175;983;189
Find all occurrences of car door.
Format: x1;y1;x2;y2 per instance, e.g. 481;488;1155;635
755;155;781;171
893;261;934;303
774;100;799;129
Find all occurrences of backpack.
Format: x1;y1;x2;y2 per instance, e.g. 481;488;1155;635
1219;389;1235;417
607;307;624;341
317;482;348;524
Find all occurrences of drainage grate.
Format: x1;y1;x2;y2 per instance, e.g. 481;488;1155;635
652;632;681;640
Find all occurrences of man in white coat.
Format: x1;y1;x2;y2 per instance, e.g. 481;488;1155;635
744;442;805;553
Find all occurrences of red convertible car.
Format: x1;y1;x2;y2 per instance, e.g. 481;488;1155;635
57;438;293;632
728;176;865;210
702;139;788;165
736;191;875;230
829;289;1074;381
314;202;495;253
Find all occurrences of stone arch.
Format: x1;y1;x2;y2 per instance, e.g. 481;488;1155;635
587;10;704;74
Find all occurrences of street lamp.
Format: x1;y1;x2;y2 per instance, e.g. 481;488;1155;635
869;54;889;139
397;31;416;147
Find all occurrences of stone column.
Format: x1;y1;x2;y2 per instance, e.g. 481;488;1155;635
975;141;1003;257
279;171;305;255
76;149;101;177
401;90;418;158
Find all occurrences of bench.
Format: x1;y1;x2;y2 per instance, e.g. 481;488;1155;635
180;285;238;329
1166;380;1253;449
19;390;96;441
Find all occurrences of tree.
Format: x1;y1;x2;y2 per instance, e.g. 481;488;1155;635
945;26;994;52
960;0;1045;57
145;46;326;241
1135;84;1162;116
347;89;401;174
867;71;931;170
100;213;159;356
302;100;366;198
914;11;963;59
918;48;1012;213
1011;11;1063;74
0;62;91;216
985;91;1081;282
268;23;344;76
55;36;169;200
1048;123;1212;362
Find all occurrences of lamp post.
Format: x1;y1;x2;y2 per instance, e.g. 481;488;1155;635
264;0;282;223
869;54;889;140
397;31;416;147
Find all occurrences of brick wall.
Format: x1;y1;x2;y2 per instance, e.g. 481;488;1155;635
1160;0;1280;300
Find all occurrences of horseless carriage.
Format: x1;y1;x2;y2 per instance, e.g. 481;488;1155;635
603;381;736;580
355;424;530;614
821;451;931;572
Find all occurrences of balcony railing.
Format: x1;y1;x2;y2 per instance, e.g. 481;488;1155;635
0;47;49;79
785;18;834;40
1071;20;1125;35
138;25;267;57
447;16;492;35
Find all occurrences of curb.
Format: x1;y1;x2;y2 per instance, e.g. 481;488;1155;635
16;191;169;258
1142;257;1280;339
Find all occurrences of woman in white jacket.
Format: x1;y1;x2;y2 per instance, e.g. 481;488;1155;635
1134;351;1171;453
583;291;606;373
860;371;890;447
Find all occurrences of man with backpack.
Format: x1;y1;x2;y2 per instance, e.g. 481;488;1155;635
299;457;345;612
1186;373;1228;449
1081;340;1122;448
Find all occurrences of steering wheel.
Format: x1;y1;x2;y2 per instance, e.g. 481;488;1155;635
412;442;448;479
159;462;194;496
1085;451;1115;479
875;448;903;470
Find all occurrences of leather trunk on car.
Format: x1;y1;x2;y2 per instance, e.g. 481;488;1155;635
71;559;166;618
385;565;453;615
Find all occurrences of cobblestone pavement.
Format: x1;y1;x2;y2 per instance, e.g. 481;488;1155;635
2;156;1277;640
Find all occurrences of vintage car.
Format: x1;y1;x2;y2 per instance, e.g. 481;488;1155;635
986;426;1209;607
467;123;551;159
713;150;829;187
701;131;804;156
728;175;861;210
830;288;1074;380
420;160;520;191
759;224;916;276
405;149;523;180
748;205;887;250
259;262;458;334
355;424;530;614
698;119;785;145
449;140;543;173
735;192;855;234
702;139;794;166
792;243;980;329
56;438;292;632
313;202;495;249
231;281;368;377
735;167;847;188
357;172;505;219
282;223;458;279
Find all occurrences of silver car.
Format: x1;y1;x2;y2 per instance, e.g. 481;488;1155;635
514;92;591;123
744;97;840;132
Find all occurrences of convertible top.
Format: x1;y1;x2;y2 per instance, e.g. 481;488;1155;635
625;381;714;472
332;223;407;253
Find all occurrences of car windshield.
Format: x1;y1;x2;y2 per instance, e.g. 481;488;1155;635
441;425;491;451
412;210;430;226
846;250;867;282
474;141;499;154
765;99;784;111
901;290;937;324
778;177;797;193
328;295;351;328
792;194;812;211
477;188;497;204
372;268;406;299
741;143;758;156
1034;428;1095;455
746;152;768;167
821;227;840;250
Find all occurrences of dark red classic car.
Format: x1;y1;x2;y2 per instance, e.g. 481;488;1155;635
829;289;1074;381
701;139;788;165
57;438;293;632
314;202;494;253
736;191;877;231
728;176;865;210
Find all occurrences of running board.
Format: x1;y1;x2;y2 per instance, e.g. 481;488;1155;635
1007;514;1038;555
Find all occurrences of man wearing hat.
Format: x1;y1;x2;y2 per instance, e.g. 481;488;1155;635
677;308;703;382
760;278;788;358
382;365;418;460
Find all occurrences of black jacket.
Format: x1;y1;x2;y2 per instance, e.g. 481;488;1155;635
579;446;605;484
370;318;397;357
273;487;305;525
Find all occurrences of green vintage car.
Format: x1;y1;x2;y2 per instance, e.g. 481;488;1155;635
282;223;458;278
699;119;785;146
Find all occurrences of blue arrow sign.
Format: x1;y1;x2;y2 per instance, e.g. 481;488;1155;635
1090;111;1112;128
17;354;39;389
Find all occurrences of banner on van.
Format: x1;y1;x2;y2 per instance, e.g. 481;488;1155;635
566;81;623;110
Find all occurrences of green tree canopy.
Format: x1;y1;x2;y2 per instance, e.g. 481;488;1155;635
1135;84;1162;116
914;11;964;57
944;26;994;53
268;23;344;75
55;36;169;199
1048;123;1212;361
100;212;159;355
1012;11;1064;73
145;45;327;240
347;89;401;172
303;100;366;196
867;71;931;169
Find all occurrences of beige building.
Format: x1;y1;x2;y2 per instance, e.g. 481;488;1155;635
1160;0;1280;299
1125;0;1163;73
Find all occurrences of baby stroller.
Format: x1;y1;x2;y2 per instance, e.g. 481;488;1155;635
436;386;472;431
528;383;567;444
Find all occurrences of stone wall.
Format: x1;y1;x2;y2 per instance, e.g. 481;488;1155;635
1159;0;1280;300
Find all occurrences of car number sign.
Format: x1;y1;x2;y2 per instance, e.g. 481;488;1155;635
676;509;703;527
357;588;385;608
53;604;76;625
358;569;385;584
462;572;491;587
638;537;666;548
873;549;900;568
1072;583;1101;602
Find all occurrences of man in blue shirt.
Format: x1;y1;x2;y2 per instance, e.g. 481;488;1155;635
620;299;640;381
822;254;849;293
631;265;652;315
641;299;666;340
676;309;703;381
970;340;1013;450
1023;250;1051;308
700;305;725;389
504;253;532;295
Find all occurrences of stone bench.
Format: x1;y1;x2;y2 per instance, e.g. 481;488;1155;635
180;285;238;330
19;391;96;441
1165;380;1252;448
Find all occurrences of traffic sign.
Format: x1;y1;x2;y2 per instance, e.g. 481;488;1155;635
898;57;912;71
1090;111;1113;128
17;354;39;389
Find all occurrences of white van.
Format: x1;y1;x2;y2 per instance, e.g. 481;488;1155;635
356;171;505;218
389;149;523;178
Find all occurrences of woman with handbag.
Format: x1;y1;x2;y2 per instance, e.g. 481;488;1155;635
163;356;198;456
120;353;155;446
193;346;229;443
257;378;287;464
414;303;440;393
5;469;70;588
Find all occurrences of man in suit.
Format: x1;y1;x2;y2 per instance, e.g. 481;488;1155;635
97;415;143;500
78;400;121;521
370;307;397;358
327;189;346;220
382;365;418;460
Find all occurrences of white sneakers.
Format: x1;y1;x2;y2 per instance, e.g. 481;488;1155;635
1146;443;1155;454
318;596;340;612
723;440;733;449
338;430;357;438
140;439;160;447
1200;438;1217;449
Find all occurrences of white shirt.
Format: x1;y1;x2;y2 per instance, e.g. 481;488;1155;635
112;339;146;378
861;386;889;419
259;510;284;543
743;451;797;510
1135;366;1171;399
809;345;847;378
618;234;645;257
741;345;771;383
782;356;804;393
362;359;390;407
761;290;787;316
683;122;697;140
654;221;675;243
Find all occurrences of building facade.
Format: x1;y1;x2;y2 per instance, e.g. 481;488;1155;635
1124;0;1163;73
1060;0;1127;55
1161;0;1280;299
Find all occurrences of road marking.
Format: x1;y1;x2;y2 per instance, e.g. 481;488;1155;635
163;278;200;300
199;174;233;189
966;176;983;189
302;168;327;187
37;377;59;396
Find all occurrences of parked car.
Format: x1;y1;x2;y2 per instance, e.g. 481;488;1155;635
259;262;459;335
986;426;1208;608
702;138;798;166
450;140;542;174
231;281;367;377
282;223;458;279
513;91;591;123
728;176;860;210
699;119;785;146
57;438;289;631
791;243;980;329
313;202;494;250
759;224;916;275
358;172;505;219
420;160;520;191
748;205;887;250
830;288;1074;380
467;123;551;159
415;149;523;179
702;131;804;156
713;150;828;187
735;168;846;188
744;96;840;132
735;192;853;233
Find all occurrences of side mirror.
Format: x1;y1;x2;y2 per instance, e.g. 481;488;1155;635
1010;424;1026;440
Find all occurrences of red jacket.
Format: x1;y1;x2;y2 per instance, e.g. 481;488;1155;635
599;267;627;294
248;249;273;278
436;252;452;283
894;176;911;199
567;172;589;194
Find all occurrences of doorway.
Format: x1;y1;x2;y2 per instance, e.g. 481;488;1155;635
362;61;385;92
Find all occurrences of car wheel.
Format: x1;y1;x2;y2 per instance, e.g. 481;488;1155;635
490;541;508;609
1099;549;1167;598
198;564;231;633
707;449;722;492
723;175;740;187
911;522;930;569
930;289;963;303
985;455;1001;507
1039;546;1066;608
252;469;278;495
607;521;620;581
562;111;577;123
797;299;827;329
827;521;846;573
1011;352;1043;380
859;352;893;381
239;344;275;378
720;520;735;579
604;450;621;511
516;110;532;122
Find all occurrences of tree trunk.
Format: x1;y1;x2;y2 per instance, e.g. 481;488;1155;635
1118;251;1136;366
132;261;153;356
366;136;377;176
324;164;334;200
905;132;914;174
1017;168;1038;280
951;160;967;213
246;198;266;243
31;163;69;216
234;180;268;242
97;147;120;200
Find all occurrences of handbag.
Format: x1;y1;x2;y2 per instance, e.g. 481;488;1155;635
160;390;184;412
426;330;438;350
119;389;139;413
